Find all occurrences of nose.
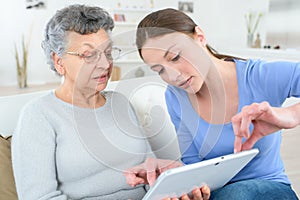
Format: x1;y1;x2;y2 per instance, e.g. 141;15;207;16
165;66;182;82
96;52;111;70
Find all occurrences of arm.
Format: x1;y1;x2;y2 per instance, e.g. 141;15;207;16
11;103;68;200
232;101;300;153
233;61;300;153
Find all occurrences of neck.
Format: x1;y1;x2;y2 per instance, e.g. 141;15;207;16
193;57;237;123
197;57;232;98
55;82;106;108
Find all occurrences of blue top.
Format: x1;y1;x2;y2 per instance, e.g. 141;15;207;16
165;59;300;184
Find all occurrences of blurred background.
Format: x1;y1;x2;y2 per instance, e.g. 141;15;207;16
0;0;299;86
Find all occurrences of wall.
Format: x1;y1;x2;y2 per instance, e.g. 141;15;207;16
0;0;176;86
0;0;269;86
266;0;300;49
192;0;269;50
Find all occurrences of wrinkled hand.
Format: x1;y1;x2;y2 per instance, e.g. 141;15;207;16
232;101;299;152
124;158;182;187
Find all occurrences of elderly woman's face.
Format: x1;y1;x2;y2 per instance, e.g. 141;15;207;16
61;29;113;92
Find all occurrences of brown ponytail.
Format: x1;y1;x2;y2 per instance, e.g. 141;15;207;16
136;8;244;61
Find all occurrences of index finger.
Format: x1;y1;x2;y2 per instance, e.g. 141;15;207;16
232;115;243;153
123;165;146;186
145;158;159;187
234;135;243;153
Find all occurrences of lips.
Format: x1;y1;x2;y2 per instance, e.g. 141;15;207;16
178;76;192;88
93;73;109;83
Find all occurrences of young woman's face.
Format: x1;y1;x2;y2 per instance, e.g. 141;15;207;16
61;29;113;92
141;32;211;94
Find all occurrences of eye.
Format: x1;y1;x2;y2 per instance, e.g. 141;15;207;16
171;52;181;62
151;65;165;75
105;50;113;60
158;68;165;75
83;51;98;62
82;51;94;58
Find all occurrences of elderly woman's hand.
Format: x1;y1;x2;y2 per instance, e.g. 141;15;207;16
124;157;183;187
124;157;211;200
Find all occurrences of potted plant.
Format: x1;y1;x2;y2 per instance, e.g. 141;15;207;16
14;36;29;88
245;11;263;48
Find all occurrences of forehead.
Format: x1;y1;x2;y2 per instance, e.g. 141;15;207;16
141;32;192;62
143;33;182;50
66;29;111;49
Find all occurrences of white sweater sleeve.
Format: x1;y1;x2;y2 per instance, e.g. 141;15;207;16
11;102;68;200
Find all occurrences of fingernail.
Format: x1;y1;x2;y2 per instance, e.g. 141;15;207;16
234;149;237;153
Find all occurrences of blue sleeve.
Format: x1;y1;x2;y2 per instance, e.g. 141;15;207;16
247;60;300;105
165;87;201;164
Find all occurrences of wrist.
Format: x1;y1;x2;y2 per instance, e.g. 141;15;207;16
293;103;300;126
286;103;300;127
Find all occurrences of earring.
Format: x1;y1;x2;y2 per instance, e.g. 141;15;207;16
57;61;65;75
58;69;65;76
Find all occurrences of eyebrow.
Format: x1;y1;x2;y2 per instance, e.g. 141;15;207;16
163;44;177;58
82;40;113;50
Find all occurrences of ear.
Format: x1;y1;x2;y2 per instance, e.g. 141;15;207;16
52;53;65;75
193;26;207;47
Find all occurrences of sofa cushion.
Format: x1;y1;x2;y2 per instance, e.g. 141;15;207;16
0;135;17;200
129;83;181;160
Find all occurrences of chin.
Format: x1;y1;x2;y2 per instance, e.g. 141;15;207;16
185;84;200;94
95;82;108;92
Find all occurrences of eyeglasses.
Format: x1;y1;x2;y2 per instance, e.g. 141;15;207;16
65;47;121;63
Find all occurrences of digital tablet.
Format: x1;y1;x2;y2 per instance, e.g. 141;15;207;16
142;148;259;200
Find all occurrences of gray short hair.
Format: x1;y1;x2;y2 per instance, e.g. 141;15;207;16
41;4;114;74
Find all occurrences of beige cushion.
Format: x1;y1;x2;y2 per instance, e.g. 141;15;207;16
0;135;17;200
129;83;181;160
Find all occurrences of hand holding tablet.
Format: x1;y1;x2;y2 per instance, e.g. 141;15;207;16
124;149;259;200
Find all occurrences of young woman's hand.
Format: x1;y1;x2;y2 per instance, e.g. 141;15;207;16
162;186;210;200
232;101;300;152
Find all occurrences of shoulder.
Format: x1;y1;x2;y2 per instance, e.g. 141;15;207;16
165;85;187;104
20;91;54;114
103;90;125;98
103;91;129;105
14;92;56;137
235;59;264;70
235;58;299;71
165;85;188;115
235;59;300;81
165;85;185;98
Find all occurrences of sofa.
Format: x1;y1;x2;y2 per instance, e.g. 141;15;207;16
0;75;299;198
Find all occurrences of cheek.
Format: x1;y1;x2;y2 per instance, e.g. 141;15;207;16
109;63;113;72
65;65;79;78
159;73;174;85
74;63;95;83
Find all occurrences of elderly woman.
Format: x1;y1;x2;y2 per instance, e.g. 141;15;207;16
11;4;151;200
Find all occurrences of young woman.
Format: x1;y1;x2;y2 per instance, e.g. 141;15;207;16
125;8;300;199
